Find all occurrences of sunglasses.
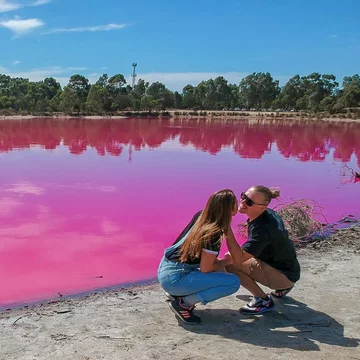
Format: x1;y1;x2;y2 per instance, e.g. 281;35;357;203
240;192;266;207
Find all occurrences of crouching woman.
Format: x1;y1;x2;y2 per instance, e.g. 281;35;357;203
157;189;240;325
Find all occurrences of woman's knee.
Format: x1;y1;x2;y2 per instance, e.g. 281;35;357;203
228;274;241;293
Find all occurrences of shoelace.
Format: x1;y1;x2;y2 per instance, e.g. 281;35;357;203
250;297;269;307
249;297;261;307
179;305;195;319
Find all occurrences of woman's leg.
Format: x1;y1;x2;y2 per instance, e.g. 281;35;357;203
169;270;240;306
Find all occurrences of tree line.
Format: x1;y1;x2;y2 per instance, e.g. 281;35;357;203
0;72;359;116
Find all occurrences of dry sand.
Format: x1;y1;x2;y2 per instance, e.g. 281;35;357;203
0;115;128;120
1;228;359;360
1;112;359;123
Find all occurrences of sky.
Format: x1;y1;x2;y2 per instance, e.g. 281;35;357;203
0;0;359;91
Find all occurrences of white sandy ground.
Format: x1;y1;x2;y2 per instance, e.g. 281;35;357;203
0;115;128;120
1;114;359;123
0;243;359;360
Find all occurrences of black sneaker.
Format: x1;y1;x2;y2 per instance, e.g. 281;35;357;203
168;299;201;325
240;295;274;315
271;286;294;298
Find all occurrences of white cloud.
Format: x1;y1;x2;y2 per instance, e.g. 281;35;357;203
0;0;50;13
0;197;21;217
31;0;50;5
131;72;247;91
131;72;290;91
0;0;20;12
328;34;339;39
46;23;128;34
101;219;120;235
13;60;21;65
87;72;100;78
0;65;87;85
0;67;290;91
6;182;44;195
0;17;44;36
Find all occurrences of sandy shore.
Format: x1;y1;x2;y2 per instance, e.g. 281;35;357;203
1;112;359;123
0;115;128;120
1;228;359;360
169;110;360;123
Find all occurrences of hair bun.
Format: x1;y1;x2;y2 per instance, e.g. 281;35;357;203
270;188;280;199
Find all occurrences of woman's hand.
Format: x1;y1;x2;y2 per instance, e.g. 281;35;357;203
224;229;253;266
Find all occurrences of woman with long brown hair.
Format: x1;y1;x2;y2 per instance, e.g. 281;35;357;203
157;189;240;325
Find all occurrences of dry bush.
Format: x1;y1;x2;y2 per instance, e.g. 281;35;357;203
238;199;326;243
275;199;326;242
340;164;360;184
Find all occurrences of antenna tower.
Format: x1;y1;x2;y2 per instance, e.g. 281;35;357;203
131;63;137;88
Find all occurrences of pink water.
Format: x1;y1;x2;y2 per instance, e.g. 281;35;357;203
0;118;359;308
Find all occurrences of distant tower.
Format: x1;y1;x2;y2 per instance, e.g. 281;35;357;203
131;63;137;88
128;143;133;164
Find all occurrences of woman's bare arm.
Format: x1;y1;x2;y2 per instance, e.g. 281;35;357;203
224;227;252;265
200;251;233;273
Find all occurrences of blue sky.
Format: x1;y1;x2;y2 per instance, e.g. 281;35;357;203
0;0;359;90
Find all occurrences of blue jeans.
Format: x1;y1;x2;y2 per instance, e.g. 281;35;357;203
157;256;240;305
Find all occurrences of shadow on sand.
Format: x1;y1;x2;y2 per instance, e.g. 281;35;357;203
182;296;359;351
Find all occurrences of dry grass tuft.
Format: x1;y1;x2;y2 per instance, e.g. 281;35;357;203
238;199;326;243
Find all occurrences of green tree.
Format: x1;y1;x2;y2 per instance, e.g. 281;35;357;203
336;75;360;109
0;70;357;115
112;93;131;111
0;95;15;109
141;94;154;111
108;74;126;91
96;74;109;88
146;82;174;109
42;77;61;99
174;91;183;109
193;82;207;108
278;75;304;110
213;76;233;109
67;74;90;110
60;86;79;114
192;77;233;110
0;74;12;96
34;98;51;113
229;83;240;109
182;84;196;109
239;72;280;110
107;74;128;111
49;90;62;112
297;73;338;112
86;84;110;114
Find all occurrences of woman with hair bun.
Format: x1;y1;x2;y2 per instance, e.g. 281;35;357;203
224;185;301;315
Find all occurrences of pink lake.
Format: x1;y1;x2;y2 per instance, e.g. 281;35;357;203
0;117;359;309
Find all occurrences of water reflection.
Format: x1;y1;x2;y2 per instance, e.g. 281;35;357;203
0;117;359;308
1;118;360;165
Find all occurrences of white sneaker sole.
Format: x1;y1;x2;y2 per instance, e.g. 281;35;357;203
240;306;275;315
165;292;175;301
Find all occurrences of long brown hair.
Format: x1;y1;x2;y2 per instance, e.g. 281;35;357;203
179;189;237;262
